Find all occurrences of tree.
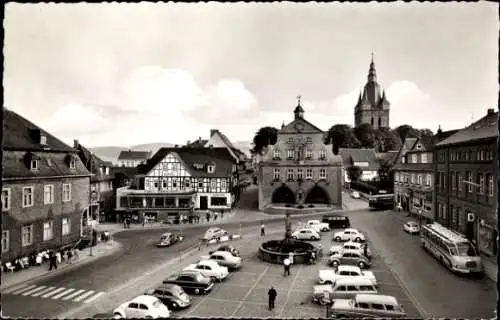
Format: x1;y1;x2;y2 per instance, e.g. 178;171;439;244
325;124;361;154
251;126;278;154
353;124;376;148
418;128;434;140
377;159;394;182
374;128;402;152
347;166;362;182
394;125;420;142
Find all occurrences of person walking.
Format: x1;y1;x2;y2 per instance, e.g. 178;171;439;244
260;223;265;237
268;286;277;310
214;211;218;221
66;249;73;264
48;251;58;271
221;210;224;220
206;212;210;223
283;257;291;276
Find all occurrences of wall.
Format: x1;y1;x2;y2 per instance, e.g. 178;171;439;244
195;192;232;210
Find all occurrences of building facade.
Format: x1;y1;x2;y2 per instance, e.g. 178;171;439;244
118;150;152;167
338;148;380;185
434;109;498;276
74;140;114;223
115;147;238;221
354;56;390;129
258;98;343;210
2;109;90;262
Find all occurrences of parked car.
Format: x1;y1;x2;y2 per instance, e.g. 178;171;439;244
307;220;330;232
329;294;406;318
312;277;378;304
209;245;240;257
144;284;191;310
113;295;170;319
333;228;365;242
163;270;215;295
317;265;377;286
403;221;420;234
328;249;372;269
202;227;229;241
322;214;351;229
329;241;372;259
156;232;183;247
351;191;360;199
200;251;242;270
183;260;229;282
292;228;321;241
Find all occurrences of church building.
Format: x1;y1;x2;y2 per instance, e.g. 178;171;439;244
354;56;391;129
257;97;343;210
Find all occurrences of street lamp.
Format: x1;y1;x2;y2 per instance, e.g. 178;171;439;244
418;209;423;229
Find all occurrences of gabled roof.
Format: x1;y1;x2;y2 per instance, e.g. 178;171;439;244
139;147;236;177
118;150;151;161
338;148;380;171
280;117;324;134
436;111;498;147
74;141;113;182
186;139;208;148
3;108;75;152
376;151;398;164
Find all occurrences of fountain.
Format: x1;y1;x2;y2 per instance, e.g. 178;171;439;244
259;212;315;264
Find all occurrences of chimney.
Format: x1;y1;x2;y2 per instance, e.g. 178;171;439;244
187;140;191;146
73;140;79;148
487;108;494;115
198;137;202;143
210;129;217;137
174;144;179;148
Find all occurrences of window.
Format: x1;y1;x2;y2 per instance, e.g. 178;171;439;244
297;169;303;180
319;149;326;159
40;135;47;145
63;184;71;202
221;179;226;191
417;174;422;185
450;172;456;191
31;160;39;171
2;230;9;253
210;180;217;191
411;174;415;184
69;159;76;169
287;169;294;180
466;171;472;192
305;149;312;159
394;173;399;183
421;153;427;163
478;174;484;194
273;168;280;180
451;205;457;226
2;188;10;211
306;137;312;143
306;169;313;179
62;217;71;235
488;174;493;197
44;185;54;204
273;149;281;159
22;225;33;246
288;137;294;143
22;187;34;207
457;173;462;192
287;149;295;159
43;221;53;241
426;174;431;187
412;154;417;163
319;169;327;179
207;165;215;173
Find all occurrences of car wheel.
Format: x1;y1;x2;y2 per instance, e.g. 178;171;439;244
355;237;361;242
113;313;122;319
311;236;318;241
210;276;218;282
194;288;200;294
325;280;333;285
331;260;339;267
358;261;366;269
292;236;298;240
334;236;341;242
171;302;179;309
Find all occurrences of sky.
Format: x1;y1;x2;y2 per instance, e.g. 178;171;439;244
4;2;499;148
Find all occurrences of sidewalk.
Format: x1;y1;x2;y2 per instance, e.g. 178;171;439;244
1;239;121;291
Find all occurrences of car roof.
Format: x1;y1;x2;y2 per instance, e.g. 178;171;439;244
211;250;231;256
355;294;399;305
161;232;172;236
131;295;159;304
179;270;202;276
335;277;374;285
155;283;181;291
407;221;418;226
199;259;219;265
344;228;359;232
344;242;361;246
338;265;360;272
207;227;220;231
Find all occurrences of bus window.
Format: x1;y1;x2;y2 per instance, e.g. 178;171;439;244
457;243;477;256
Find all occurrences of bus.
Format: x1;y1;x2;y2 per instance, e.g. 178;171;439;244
420;223;483;275
368;194;394;210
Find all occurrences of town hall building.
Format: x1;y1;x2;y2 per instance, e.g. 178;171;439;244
257;97;343;210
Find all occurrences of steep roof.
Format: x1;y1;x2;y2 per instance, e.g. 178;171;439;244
376;151;398;164
74;141;114;182
139;147;236;177
436;111;498;147
186;139;208;148
280;116;324;134
3;108;75;152
118;150;151;161
338;148;380;170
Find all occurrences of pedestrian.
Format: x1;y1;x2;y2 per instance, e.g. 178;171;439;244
48;252;57;271
288;252;294;265
268;286;277;310
206;212;210;223
126;218;131;228
363;243;369;259
310;251;316;264
142;216;146;227
221;210;224;220
66;249;73;264
214;211;218;221
260;223;265;237
283;257;291;276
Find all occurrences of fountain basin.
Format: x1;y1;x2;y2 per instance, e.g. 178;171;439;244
259;239;315;264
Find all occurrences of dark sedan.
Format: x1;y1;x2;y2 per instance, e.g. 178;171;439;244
144;284;191;309
163;270;215;295
209;245;240;257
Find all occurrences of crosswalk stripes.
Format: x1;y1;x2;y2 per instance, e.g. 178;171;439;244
5;284;106;303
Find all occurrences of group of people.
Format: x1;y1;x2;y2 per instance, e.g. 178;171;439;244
3;248;80;273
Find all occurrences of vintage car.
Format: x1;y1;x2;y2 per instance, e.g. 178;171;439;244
329;249;372;269
307;220;331;232
209;245;240;257
183;260;229;282
156;232;184;247
113;295;170;319
317;265;377;286
163;270;215;295
329;294;406;318
403;221;420;234
312;277;378;304
202;227;229;241
333;228;366;242
144;284;192;310
329;241;372;259
292;228;321;241
200;251;242;270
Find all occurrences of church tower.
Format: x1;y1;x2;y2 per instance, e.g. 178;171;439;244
354;55;390;129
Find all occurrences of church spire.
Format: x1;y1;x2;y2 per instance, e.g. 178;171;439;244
293;95;304;119
368;52;377;83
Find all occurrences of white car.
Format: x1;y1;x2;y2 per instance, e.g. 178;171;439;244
292;228;321;241
333;228;365;242
351;191;361;199
202;227;229;241
403;221;420;234
307;220;330;232
328;241;372;258
183;260;229;282
317;265;377;286
200;251;242;270
113;295;170;319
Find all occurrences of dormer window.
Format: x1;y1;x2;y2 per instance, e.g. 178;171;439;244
69;159;76;169
40;134;47;145
207;164;215;173
31;160;39;171
416;144;422;150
